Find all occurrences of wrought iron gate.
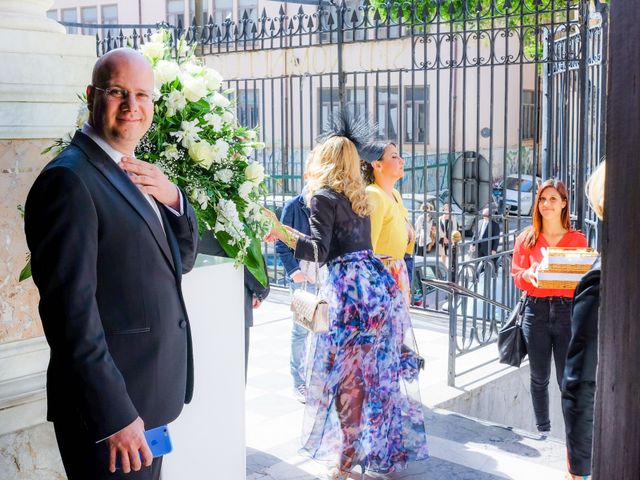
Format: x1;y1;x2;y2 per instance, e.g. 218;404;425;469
71;0;607;385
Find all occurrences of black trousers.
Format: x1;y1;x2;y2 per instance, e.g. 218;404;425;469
521;296;573;431
54;417;162;480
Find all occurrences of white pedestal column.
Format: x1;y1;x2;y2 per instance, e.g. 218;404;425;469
161;255;246;480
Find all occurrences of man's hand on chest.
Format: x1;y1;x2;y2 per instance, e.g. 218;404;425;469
120;156;181;212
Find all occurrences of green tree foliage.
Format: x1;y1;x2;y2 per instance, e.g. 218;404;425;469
368;0;582;60
370;0;581;23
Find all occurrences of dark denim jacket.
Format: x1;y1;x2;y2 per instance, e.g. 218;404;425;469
275;194;311;278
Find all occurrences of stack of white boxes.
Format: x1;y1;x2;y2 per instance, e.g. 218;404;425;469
538;247;599;290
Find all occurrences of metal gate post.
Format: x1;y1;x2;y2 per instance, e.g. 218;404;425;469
335;0;346;110
447;231;461;387
541;28;553;180
575;0;591;232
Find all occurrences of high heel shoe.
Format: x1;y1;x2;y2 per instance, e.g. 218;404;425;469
327;465;368;480
327;467;350;480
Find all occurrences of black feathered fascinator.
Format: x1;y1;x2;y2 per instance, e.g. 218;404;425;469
317;108;383;163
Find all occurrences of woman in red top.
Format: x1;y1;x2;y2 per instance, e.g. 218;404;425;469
511;178;587;434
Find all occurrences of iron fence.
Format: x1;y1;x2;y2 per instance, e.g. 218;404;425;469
65;0;607;386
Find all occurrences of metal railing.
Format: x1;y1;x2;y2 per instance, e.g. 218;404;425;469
424;230;520;386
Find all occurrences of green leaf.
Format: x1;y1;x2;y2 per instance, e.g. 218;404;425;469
212;232;267;287
245;237;268;287
214;230;240;258
19;257;32;282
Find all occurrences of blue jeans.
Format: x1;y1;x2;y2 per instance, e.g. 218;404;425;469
522;296;573;431
290;282;313;388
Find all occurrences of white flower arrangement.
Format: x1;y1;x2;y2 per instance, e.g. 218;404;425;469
29;33;270;285
134;31;270;285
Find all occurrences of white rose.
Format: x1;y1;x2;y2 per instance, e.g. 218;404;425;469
181;75;208;103
188;141;214;169
182;61;203;75
154;60;180;87
238;181;254;201
204;112;223;132
212;139;230;162
203;68;223;91
245;130;257;141
222;111;235;124
211;92;231;109
140;41;165;61
245;161;265;184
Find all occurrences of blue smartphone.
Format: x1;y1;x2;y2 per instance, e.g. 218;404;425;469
115;425;172;469
145;425;172;458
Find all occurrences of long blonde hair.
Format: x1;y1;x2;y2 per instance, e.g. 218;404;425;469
305;136;370;217
586;160;606;221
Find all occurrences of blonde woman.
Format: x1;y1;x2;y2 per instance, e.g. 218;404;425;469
265;114;428;479
562;161;606;480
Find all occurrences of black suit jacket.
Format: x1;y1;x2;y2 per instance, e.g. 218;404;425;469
24;131;199;442
474;219;501;257
198;231;269;327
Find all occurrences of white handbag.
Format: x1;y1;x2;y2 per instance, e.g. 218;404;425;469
290;242;329;333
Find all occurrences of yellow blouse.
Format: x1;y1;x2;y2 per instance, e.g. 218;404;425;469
366;184;415;260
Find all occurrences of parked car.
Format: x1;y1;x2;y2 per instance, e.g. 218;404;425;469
503;174;542;215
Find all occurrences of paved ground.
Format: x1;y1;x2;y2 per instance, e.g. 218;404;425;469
246;293;568;480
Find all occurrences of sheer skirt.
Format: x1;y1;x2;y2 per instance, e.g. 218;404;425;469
300;250;428;474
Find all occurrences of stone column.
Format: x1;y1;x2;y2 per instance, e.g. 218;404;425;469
0;1;95;478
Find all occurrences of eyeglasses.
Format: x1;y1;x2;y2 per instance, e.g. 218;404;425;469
92;86;153;103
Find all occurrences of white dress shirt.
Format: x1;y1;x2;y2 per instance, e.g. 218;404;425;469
81;123;183;232
479;219;489;239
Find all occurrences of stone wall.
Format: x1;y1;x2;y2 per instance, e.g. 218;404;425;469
438;362;566;440
0;423;65;480
0;139;53;343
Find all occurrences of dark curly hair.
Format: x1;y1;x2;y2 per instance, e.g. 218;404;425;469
361;160;375;184
359;142;395;185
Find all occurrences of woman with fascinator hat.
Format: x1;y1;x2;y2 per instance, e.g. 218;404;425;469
265;112;428;479
360;141;415;306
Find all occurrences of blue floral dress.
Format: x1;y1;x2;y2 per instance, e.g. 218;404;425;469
300;250;429;474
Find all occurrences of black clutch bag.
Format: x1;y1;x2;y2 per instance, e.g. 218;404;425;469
400;344;425;382
498;297;528;367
